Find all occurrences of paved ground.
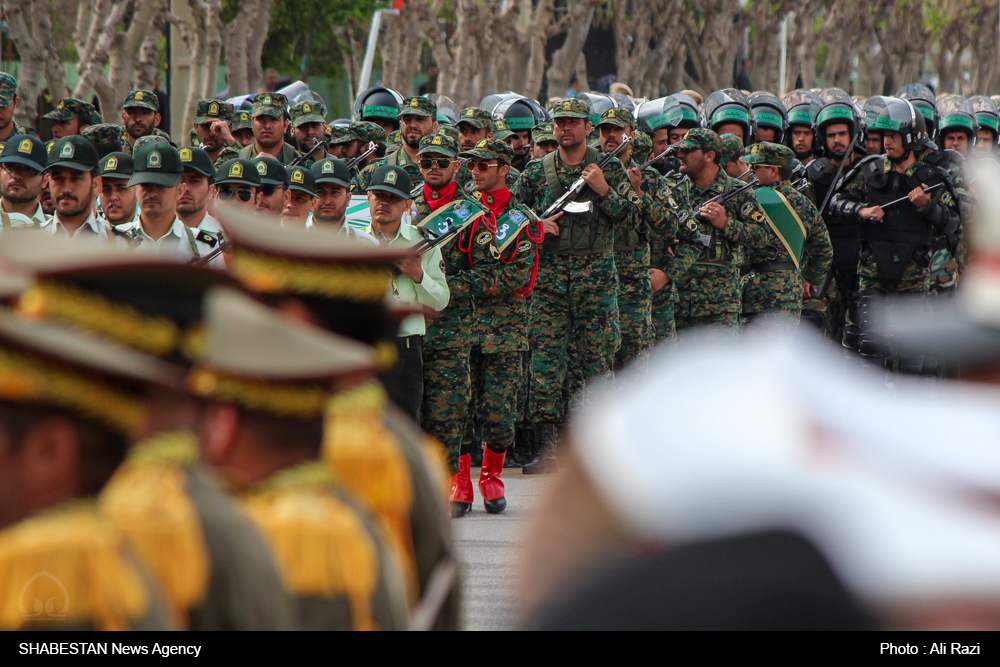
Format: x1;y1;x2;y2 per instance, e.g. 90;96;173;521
452;468;549;631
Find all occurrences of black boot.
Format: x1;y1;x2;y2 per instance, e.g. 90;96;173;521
523;422;558;475
506;424;535;468
469;441;484;467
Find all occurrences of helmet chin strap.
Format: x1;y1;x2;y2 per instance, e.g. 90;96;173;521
888;149;911;164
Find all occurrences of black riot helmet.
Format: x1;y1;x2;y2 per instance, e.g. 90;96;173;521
895;83;938;139
782;88;821;157
574;92;619;127
667;93;702;130
871;96;933;153
747;91;787;143
609;93;636;115
937;94;978;145
427;94;460;126
352;86;404;130
815;88;860;157
970;95;1000;147
636;96;684;135
702;88;755;146
492;96;544;133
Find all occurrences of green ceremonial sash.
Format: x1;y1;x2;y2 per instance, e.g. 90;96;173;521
416;199;487;247
493;207;532;253
754;186;808;269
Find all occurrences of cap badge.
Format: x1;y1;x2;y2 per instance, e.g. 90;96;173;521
303;103;311;113
46;143;53;154
262;95;272;106
256;161;267;175
385;171;397;185
179;147;192;162
410;99;419;107
59;142;74;159
230;162;243;178
477;139;488;148
291;169;304;184
57;101;65;110
17;138;32;154
209;102;219;115
239;112;248;121
432;136;442;145
147;150;162;168
106;156;118;171
135;92;144;101
321;161;333;173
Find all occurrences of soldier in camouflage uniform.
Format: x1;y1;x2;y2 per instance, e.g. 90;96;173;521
326;125;356;159
236;92;303;166
665;129;775;332
192;99;239;164
461;138;540;511
230;109;255;147
511;98;639;474
0;73;27;145
531;123;558;159
42;98;101;139
82;123;125;157
455;107;493;190
120;90;172;154
289;100;328;160
352;97;438;193
348;121;387;177
739;142;833;325
718;133;747;178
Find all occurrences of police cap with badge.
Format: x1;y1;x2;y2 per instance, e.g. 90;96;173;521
99;152;134;180
216;159;262;189
45;136;100;173
129;142;183;187
178;146;215;182
366;165;412;200
253;156;289;188
312;158;351;189
286;165;317;198
0;135;47;173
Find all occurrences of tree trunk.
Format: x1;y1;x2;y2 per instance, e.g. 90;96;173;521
204;1;222;97
221;0;259;96
245;0;274;92
73;0;126;102
6;0;54;127
546;0;595;100
135;8;166;91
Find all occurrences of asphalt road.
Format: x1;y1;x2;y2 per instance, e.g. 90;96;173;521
452;468;549;631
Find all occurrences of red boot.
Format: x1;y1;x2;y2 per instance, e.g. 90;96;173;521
449;454;473;517
479;446;507;514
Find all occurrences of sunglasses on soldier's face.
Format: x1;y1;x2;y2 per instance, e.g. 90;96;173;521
471;161;498;172
260;185;284;197
420;157;453;169
218;186;254;202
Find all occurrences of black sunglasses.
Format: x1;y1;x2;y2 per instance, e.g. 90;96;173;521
218;186;254;202
420;157;453;169
260;184;284;197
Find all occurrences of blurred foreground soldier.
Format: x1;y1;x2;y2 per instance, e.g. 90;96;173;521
0;309;178;630
252;155;287;214
290;100;328;155
39;136;112;242
237;92;301;166
98;152;138;227
0;136;47;228
230;110;255;147
311;158;374;242
282;165;317;227
121;90;169;154
739;142;832;325
83;124;126;159
190;287;409;629
523;328;1000;630
368;165;449;419
353;97;438;193
511;98;639;474
192;99;237;163
0;240;296;629
668;129;771;332
970;95;1000;156
829;98;959;368
0;73;25;143
214;158;261;214
219;210;460;629
43;98;99;139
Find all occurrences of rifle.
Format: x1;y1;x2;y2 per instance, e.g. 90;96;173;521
289;140;327;167
693;175;760;223
818;130;861;215
410;158;472;198
188;236;230;267
638;144;678;170
346;142;377;170
541;135;632;218
877;182;946;210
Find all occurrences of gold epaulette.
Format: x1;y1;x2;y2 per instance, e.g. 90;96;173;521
98;431;209;627
323;381;418;602
240;462;379;631
0;503;149;630
230;249;393;302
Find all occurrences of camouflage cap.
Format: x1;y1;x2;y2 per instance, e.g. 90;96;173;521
740;141;795;168
252;92;289;119
418;133;459;158
326;125;357;145
457;107;492;130
672;128;723;156
122;90;159;112
718;133;744;165
0;73;16;107
631;130;652;164
437;124;459;144
459;137;514;165
597;107;636;129
289;100;327;127
350;121;387;145
132;135;170;154
195;99;234;125
43;98;99;123
231;110;252;131
492;119;515;142
532;122;557;144
82;123;125;146
387;130;403;149
550;98;591;120
400;96;437;118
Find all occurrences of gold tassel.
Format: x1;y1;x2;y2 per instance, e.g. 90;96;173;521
98;432;209;628
323;381;418;603
0;503;149;630
241;463;380;631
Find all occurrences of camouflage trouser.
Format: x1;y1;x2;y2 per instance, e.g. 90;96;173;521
741;270;802;325
613;276;653;371
420;347;471;473
673;311;740;334
464;348;524;452
530;283;619;425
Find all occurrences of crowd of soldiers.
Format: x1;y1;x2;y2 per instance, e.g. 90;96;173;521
0;58;991;630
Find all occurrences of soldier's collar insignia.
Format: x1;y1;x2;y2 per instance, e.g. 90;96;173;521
230;162;243;178
59;142;74;159
179;148;192;162
147;150;162;168
290;169;304;184
256;161;267;175
17;139;32;154
430;190;439;200
106;156;118;171
486;194;494;205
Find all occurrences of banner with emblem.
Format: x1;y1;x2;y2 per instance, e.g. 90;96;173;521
753;186;808;269
416;199;486;247
493;207;532;253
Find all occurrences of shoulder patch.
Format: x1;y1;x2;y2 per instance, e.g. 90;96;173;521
618;182;630;195
741;202;753;216
751;210;766;223
196;230;218;247
517;240;531;252
941;192;953;204
476;231;492;245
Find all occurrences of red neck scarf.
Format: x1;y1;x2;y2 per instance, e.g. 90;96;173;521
480;188;512;217
424;181;458;212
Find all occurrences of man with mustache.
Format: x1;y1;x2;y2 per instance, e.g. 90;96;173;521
0;136;47;228
309;157;377;243
280;165;317;227
290;101;328;156
0;74;27;144
454;107;493;190
39;136;112;242
177;147;225;259
120;90;171;155
192;99;238;164
97;152;138;228
119;143;223;266
252;156;288;214
42;98;100;139
236;93;302;166
352;97;438;193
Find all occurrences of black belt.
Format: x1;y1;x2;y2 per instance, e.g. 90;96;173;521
750;261;796;272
